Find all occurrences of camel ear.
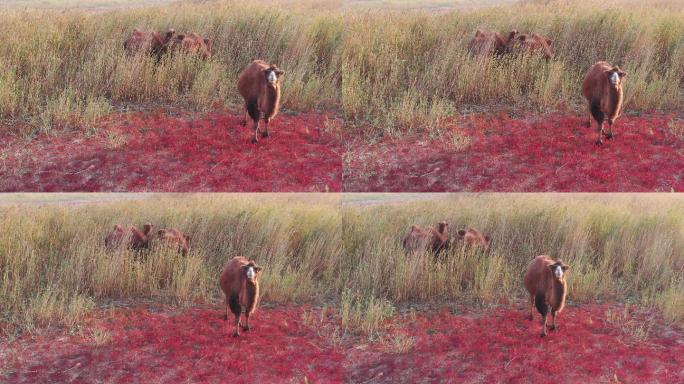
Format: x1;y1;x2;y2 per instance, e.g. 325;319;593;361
254;265;263;273
157;229;165;236
275;69;284;77
546;38;552;46
184;234;191;244
475;29;483;37
618;70;626;78
484;235;491;243
457;230;466;237
561;264;570;271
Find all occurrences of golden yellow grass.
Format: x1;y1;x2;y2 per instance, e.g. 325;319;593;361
1;193;682;337
342;0;684;135
1;0;173;9
1;0;681;136
0;1;342;135
343;194;684;322
0;194;343;334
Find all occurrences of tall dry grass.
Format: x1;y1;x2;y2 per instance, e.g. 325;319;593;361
1;193;683;335
0;1;342;135
343;194;684;322
0;194;343;334
1;0;681;136
342;0;684;135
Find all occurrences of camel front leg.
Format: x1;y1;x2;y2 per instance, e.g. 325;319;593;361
261;118;270;138
233;313;241;337
527;294;534;321
549;309;557;331
242;313;251;331
605;120;614;140
242;103;249;127
252;118;260;144
595;120;605;146
540;312;548;337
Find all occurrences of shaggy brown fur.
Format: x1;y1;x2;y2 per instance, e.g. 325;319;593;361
402;221;450;256
581;61;627;145
237;60;285;143
104;224;127;250
130;223;155;251
219;256;263;337
105;223;154;252
524;255;570;337
455;227;490;254
508;33;554;60
156;228;191;256
123;28;176;62
468;29;518;56
171;32;212;59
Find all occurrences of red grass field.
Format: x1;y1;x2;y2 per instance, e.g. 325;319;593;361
0;305;344;383
2;303;682;383
346;304;684;383
344;113;684;192
0;110;343;192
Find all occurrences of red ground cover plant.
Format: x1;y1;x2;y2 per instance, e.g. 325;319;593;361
345;304;684;383
344;113;684;192
1;305;344;383
0;110;343;192
2;303;682;383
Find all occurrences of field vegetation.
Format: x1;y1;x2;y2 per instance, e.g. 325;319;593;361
1;193;682;339
0;194;344;335
342;0;684;135
0;0;342;135
342;194;684;324
1;0;681;137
